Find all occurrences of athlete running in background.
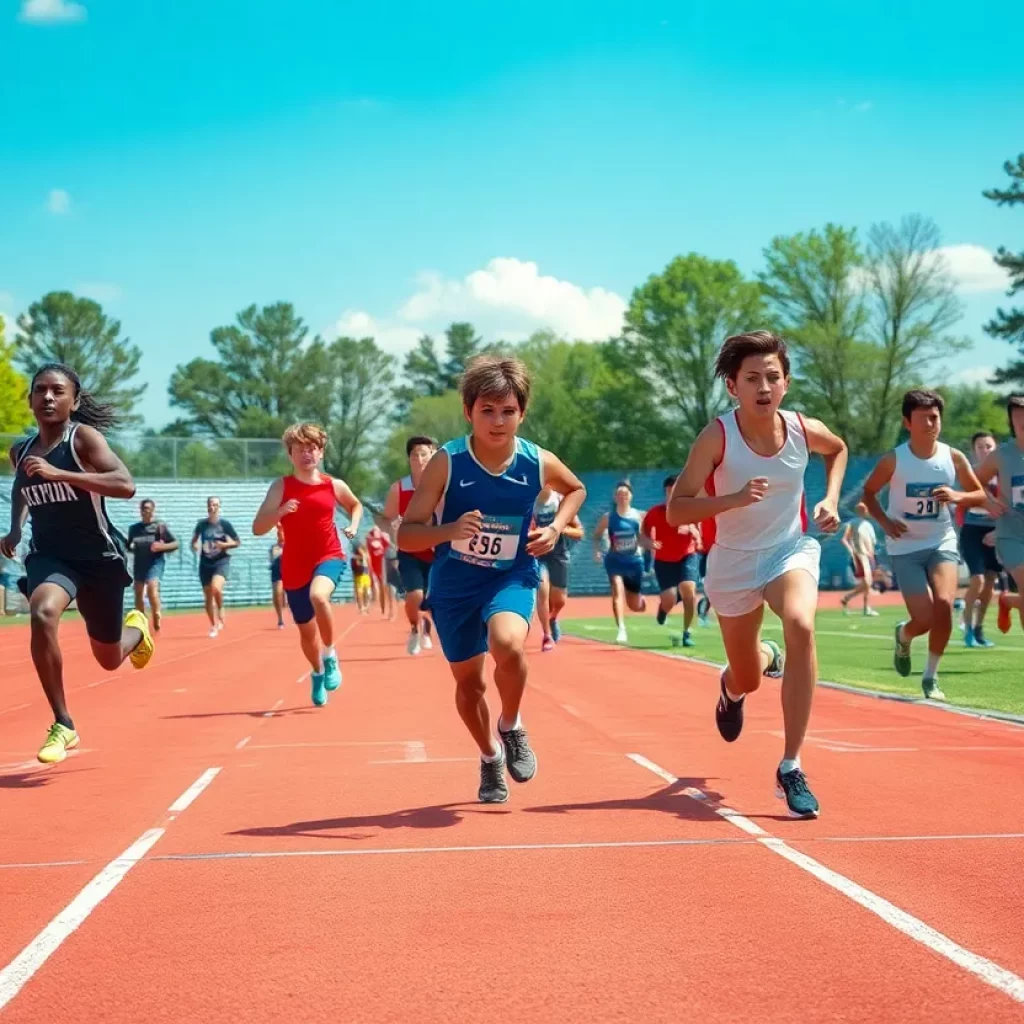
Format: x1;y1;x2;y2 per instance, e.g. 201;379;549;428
381;436;438;655
191;497;240;638
643;474;701;646
958;431;1001;646
839;502;879;616
975;395;1024;635
862;389;985;700
1;363;154;764
669;332;848;818
533;485;584;650
350;543;373;615
592;481;648;645
253;422;360;707
399;356;586;803
127;498;178;633
365;523;394;618
270;525;285;628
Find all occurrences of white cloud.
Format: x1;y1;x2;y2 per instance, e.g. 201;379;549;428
932;244;1012;294
949;365;997;388
330;310;422;354
75;282;121;303
19;0;86;23
46;188;71;215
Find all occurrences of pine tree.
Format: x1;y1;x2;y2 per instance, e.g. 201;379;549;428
984;154;1024;387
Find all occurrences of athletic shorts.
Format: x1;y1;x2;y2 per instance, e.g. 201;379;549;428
398;551;432;594
199;558;230;588
285;558;346;626
604;555;644;594
698;552;708;579
133;560;165;585
654;553;700;593
851;553;875;580
960;524;1001;577
270;564;282;585
24;552;130;644
430;575;537;664
890;547;960;596
354;572;372;595
996;536;1024;574
539;554;569;590
386;559;403;593
704;535;820;618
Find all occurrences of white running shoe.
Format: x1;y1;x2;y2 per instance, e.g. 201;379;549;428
864;608;880;617
406;632;422;656
208;627;218;639
420;632;433;651
615;626;628;645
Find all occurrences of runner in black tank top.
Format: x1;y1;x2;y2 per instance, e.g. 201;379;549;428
1;364;155;765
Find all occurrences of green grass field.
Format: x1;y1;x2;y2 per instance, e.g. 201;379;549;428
561;605;1024;718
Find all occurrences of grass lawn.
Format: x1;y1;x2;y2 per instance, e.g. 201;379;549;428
560;604;1024;718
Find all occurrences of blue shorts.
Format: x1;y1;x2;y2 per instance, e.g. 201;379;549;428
398;551;432;595
199;558;230;588
430;575;537;664
285;558;345;625
605;555;644;594
134;560;165;584
653;553;700;593
890;547;959;596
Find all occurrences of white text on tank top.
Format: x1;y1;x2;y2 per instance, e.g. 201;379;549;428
885;442;957;555
711;409;808;552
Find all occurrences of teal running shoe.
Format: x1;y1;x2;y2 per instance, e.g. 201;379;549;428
323;654;342;692
893;622;912;677
311;670;328;707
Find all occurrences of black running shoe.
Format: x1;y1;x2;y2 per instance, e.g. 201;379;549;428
478;751;509;803
775;767;820;819
715;676;745;743
498;725;537;783
656;606;667;626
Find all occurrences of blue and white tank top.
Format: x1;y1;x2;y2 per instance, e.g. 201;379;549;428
431;436;543;596
885;442;958;556
606;507;644;564
533;491;570;563
995;441;1024;543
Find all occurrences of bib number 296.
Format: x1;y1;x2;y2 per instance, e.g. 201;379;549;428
468;533;503;557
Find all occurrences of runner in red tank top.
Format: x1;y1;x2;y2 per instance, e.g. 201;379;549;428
253;423;362;707
364;525;393;618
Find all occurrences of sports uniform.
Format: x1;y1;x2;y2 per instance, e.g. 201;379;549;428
850;517;877;579
365;526;390;584
703;409;819;617
604;506;645;593
396;475;434;595
642;503;699;593
993;441;1024;573
128;518;176;584
533;490;571;590
350;549;372;602
193;517;240;587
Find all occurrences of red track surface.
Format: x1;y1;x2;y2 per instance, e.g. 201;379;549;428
2;599;1023;1022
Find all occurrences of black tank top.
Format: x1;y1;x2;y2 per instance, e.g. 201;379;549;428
13;423;127;564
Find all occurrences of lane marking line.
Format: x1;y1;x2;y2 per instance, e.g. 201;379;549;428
626;753;1024;1005
0;860;89;870
263;698;285;718
167;767;222;814
235;736;251;750
404;741;427;762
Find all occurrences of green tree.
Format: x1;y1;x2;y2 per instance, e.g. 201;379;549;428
624;254;766;444
14;292;145;422
935;385;1012;451
984;154;1024;387
378;390;466;487
442;321;483;387
0;316;33;466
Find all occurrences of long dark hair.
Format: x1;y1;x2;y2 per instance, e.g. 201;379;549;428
30;363;120;432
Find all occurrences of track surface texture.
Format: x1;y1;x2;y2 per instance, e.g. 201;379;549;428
2;599;1023;1023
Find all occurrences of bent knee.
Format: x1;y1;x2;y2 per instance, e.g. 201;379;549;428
490;636;526;668
30;602;61;629
782;615;815;643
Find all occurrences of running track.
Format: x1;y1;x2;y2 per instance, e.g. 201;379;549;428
1;598;1023;1022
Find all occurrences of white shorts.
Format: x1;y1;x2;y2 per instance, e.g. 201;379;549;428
705;536;821;618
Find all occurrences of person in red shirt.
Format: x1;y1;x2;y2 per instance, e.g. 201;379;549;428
642;474;701;646
253;422;362;707
364;524;394;618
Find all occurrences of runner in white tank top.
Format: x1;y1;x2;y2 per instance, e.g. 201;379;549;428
666;331;848;819
862;389;985;701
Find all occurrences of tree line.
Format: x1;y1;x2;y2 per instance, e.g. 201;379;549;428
2;153;1021;494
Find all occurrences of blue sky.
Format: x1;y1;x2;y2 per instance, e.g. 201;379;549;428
1;0;1021;429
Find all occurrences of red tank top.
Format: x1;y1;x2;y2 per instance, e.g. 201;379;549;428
398;475;433;562
279;475;343;589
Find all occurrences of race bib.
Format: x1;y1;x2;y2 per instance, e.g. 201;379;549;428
1012;475;1024;511
612;532;637;554
450;515;523;569
903;483;940;520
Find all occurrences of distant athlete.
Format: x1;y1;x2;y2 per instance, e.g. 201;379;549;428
350;543;373;614
862;390;985;700
191;496;240;638
399;356;586;803
1;363;154;764
669;332;848;819
643;474;701;646
958;431;1001;646
365;523;394;618
533;485;584;650
839;502;879;616
592;481;649;645
270;525;285;628
381;436;438;654
127;498;178;633
253;422;361;706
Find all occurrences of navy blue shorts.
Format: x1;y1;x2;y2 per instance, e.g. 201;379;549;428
199;558;230;588
654;553;700;593
133;560;165;585
605;555;644;594
960;524;1001;577
431;575;537;664
398;551;432;595
285;558;346;625
539;554;569;590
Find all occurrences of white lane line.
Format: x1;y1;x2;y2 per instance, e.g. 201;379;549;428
0;860;89;870
167;767;222;814
627;754;1024;1005
561;703;582;717
235;736;251;750
248;740;423;750
263;698;285;718
403;741;427;762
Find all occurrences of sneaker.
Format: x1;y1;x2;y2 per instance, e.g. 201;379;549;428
125;609;154;670
965;626;976;648
406;631;421;656
893;621;912;677
615;626;628;644
762;639;784;679
277;620;285;629
209;627;219;639
498;725;538;783
310;670;328;707
420;626;433;651
541;635;555;652
864;608;880;617
775;767;820;818
997;595;1012;635
682;630;695;648
37;722;79;764
922;677;946;701
973;627;995;648
323;654;342;692
551;620;561;643
697;596;710;625
478;749;509;803
715;675;745;743
656;606;668;626
840;599;850;616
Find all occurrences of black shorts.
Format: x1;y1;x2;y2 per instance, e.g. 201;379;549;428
654;554;700;593
199;558;230;587
24;552;130;644
398;551;432;594
960;524;1001;577
539;554;569;590
386;559;403;593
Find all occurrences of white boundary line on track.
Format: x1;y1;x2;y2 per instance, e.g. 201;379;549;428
0;765;223;1013
626;753;1024;1005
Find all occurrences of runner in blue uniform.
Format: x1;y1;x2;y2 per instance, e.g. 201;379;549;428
398;356;586;803
592;482;649;644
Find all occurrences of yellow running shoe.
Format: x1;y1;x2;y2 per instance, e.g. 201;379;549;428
125;609;155;669
38;722;79;764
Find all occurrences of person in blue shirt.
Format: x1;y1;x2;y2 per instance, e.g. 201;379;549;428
398;355;586;804
592;481;650;645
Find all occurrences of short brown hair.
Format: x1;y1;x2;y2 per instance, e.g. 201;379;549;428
282;422;328;452
714;331;790;380
460;355;531;412
901;389;944;420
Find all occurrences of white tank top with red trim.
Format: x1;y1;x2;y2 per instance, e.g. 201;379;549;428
709;409;808;552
